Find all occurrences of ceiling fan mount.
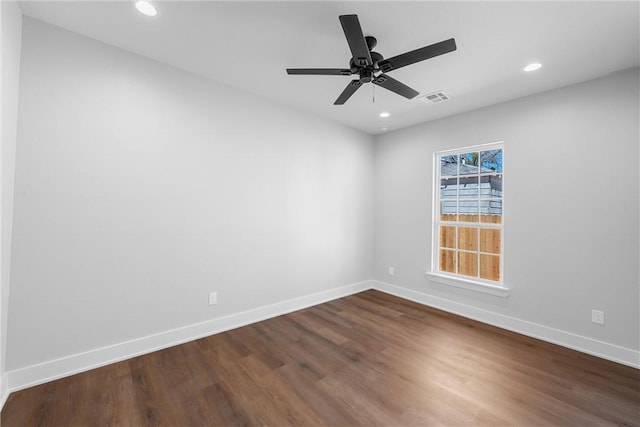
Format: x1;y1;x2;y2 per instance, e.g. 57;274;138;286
286;14;457;105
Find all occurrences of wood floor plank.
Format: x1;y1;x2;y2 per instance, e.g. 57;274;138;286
200;381;251;426
274;362;361;426
3;290;639;426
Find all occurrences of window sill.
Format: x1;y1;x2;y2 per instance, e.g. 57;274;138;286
425;272;510;297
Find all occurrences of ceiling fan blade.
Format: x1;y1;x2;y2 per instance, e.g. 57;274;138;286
372;74;419;99
339;15;372;67
334;79;363;105
378;38;457;73
287;68;352;76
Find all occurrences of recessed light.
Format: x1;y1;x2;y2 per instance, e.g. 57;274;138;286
380;127;388;132
379;112;390;118
523;62;542;72
135;1;157;17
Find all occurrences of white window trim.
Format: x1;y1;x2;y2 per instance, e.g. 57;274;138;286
429;141;510;297
425;272;510;297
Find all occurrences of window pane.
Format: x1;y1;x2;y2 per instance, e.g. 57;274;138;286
459;214;479;223
458;227;478;251
459;176;478;222
440;177;457;199
440;226;456;249
459;152;479;175
459;201;479;223
440;154;458;177
459;176;479;199
480;175;502;199
480;149;503;173
458;251;478;277
440;250;456;273
479;199;490;215
480;254;500;281
440;200;457;222
480;228;501;254
481;200;502;224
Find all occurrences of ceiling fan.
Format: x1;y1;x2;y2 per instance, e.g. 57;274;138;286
286;14;457;105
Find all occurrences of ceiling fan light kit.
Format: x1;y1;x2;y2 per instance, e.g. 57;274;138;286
286;14;457;105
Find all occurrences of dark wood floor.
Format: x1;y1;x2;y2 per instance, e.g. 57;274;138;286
2;290;639;426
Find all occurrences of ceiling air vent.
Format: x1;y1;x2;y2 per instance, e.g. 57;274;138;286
419;91;450;104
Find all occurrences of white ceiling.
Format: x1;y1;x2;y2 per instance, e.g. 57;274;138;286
19;1;640;135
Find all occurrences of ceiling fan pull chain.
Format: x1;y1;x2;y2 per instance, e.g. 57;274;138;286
373;84;375;103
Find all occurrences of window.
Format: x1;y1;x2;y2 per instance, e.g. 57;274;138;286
428;142;508;297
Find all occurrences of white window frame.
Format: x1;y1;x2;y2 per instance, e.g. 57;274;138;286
426;142;510;297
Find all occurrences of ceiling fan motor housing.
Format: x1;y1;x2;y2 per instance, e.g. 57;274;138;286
360;69;373;83
370;51;384;69
350;50;384;74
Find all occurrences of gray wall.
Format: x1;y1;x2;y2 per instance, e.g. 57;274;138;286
7;19;374;370
374;68;639;351
1;0;23;402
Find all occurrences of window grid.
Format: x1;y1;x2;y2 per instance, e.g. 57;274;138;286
434;143;504;285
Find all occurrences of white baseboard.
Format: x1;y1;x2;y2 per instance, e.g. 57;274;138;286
372;280;640;369
7;280;373;393
1;372;8;410
6;278;637;396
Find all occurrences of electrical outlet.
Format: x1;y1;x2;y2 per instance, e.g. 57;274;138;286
208;292;218;306
591;309;604;325
388;267;395;276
